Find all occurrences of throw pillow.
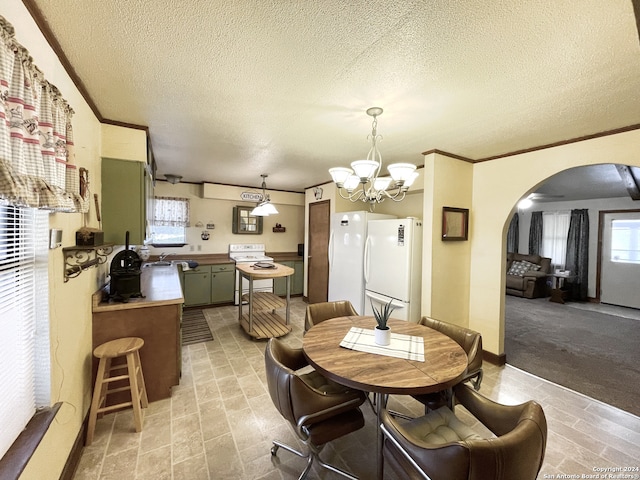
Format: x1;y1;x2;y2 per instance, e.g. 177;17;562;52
507;261;530;277
521;260;542;272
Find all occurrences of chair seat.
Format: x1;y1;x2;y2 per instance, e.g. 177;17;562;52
300;370;357;395
403;406;484;445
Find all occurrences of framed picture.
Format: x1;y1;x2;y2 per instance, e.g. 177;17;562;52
442;207;469;241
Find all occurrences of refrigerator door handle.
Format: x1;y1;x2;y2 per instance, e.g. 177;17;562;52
328;230;334;270
364;235;371;283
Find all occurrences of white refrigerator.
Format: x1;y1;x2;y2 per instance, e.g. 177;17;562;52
364;218;423;323
328;211;396;314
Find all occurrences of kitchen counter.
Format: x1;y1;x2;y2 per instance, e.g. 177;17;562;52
92;265;184;402
269;252;303;262
147;252;302;264
92;264;183;312
148;253;232;265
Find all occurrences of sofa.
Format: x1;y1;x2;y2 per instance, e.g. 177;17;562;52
506;253;551;298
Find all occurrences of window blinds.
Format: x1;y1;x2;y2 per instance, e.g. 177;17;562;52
0;204;50;459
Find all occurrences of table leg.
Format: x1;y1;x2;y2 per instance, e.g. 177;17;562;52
248;276;253;332
285;275;291;325
376;392;388;480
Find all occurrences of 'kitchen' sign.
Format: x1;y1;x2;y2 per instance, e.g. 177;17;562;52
240;192;264;202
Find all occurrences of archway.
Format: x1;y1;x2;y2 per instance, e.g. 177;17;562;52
468;128;640;358
502;164;640;415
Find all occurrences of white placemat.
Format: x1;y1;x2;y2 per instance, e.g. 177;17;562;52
339;327;425;362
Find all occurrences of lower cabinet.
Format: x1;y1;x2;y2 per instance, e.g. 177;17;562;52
183;263;235;307
92;302;182;402
274;260;303;296
211;264;235;304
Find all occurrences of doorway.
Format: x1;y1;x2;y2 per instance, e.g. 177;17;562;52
307;200;330;304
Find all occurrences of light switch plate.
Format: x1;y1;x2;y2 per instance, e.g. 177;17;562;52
49;229;62;249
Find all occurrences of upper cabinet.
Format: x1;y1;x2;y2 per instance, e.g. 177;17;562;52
102;158;151;245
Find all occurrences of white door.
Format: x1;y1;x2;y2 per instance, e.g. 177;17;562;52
600;211;640;309
328;212;366;313
365;219;413;301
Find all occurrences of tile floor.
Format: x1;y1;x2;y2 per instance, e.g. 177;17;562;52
73;298;640;479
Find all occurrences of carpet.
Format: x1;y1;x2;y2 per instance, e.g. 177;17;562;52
505;296;640;417
182;309;214;345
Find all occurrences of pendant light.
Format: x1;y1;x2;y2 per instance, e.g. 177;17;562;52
250;174;279;216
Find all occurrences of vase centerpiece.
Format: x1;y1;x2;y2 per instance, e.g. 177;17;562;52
371;298;396;346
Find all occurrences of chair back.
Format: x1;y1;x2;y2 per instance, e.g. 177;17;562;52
420;316;483;379
383;384;547;480
264;338;305;424
305;300;358;331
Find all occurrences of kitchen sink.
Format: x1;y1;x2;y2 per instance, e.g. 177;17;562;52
144;261;172;267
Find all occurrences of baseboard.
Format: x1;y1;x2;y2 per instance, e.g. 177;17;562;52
59;412;87;480
483;350;506;366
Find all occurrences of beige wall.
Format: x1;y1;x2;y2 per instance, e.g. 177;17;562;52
5;1;104;479
421;153;473;325
151;181;305;256
469;129;640;355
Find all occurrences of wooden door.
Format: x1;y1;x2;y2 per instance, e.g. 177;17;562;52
308;200;330;303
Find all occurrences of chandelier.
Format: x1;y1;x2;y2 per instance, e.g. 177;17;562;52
329;107;418;206
250;174;279;216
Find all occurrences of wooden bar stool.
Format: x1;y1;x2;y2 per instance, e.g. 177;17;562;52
86;337;149;446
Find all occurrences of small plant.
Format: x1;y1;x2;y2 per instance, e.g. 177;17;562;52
371;298;396;330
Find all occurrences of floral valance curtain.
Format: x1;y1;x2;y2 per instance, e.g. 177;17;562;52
153;197;190;227
0;16;86;212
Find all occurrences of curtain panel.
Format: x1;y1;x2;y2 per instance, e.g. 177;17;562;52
507;212;519;253
565;209;589;300
153;197;190;227
528;211;543;255
0;16;85;212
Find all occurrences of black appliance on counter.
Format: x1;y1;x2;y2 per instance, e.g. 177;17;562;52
109;231;143;302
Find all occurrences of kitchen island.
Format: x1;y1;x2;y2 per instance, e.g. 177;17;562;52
92;265;183;402
236;262;294;339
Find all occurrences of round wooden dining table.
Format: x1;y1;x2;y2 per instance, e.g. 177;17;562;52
303;315;468;480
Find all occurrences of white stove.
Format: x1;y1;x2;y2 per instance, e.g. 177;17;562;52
229;244;274;304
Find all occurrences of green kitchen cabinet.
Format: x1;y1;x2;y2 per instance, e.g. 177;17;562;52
274;260;303;296
183;263;235;307
210;264;235;304
183;265;211;307
101;157;150;245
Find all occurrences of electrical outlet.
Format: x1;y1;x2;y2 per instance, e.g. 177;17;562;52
190;245;194;251
197;245;202;251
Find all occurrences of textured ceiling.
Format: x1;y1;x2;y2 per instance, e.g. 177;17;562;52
24;0;640;192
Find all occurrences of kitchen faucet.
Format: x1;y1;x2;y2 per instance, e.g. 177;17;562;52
159;252;175;261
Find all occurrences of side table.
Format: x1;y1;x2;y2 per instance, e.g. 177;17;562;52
548;272;577;304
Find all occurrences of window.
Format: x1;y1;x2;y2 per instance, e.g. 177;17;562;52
610;219;640;264
0;205;50;459
542;211;570;269
151;197;189;246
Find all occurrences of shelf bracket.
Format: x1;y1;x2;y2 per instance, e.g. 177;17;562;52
63;244;114;282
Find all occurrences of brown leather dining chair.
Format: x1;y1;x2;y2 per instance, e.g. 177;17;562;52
412;316;483;411
264;337;367;479
381;383;548;480
304;300;358;332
